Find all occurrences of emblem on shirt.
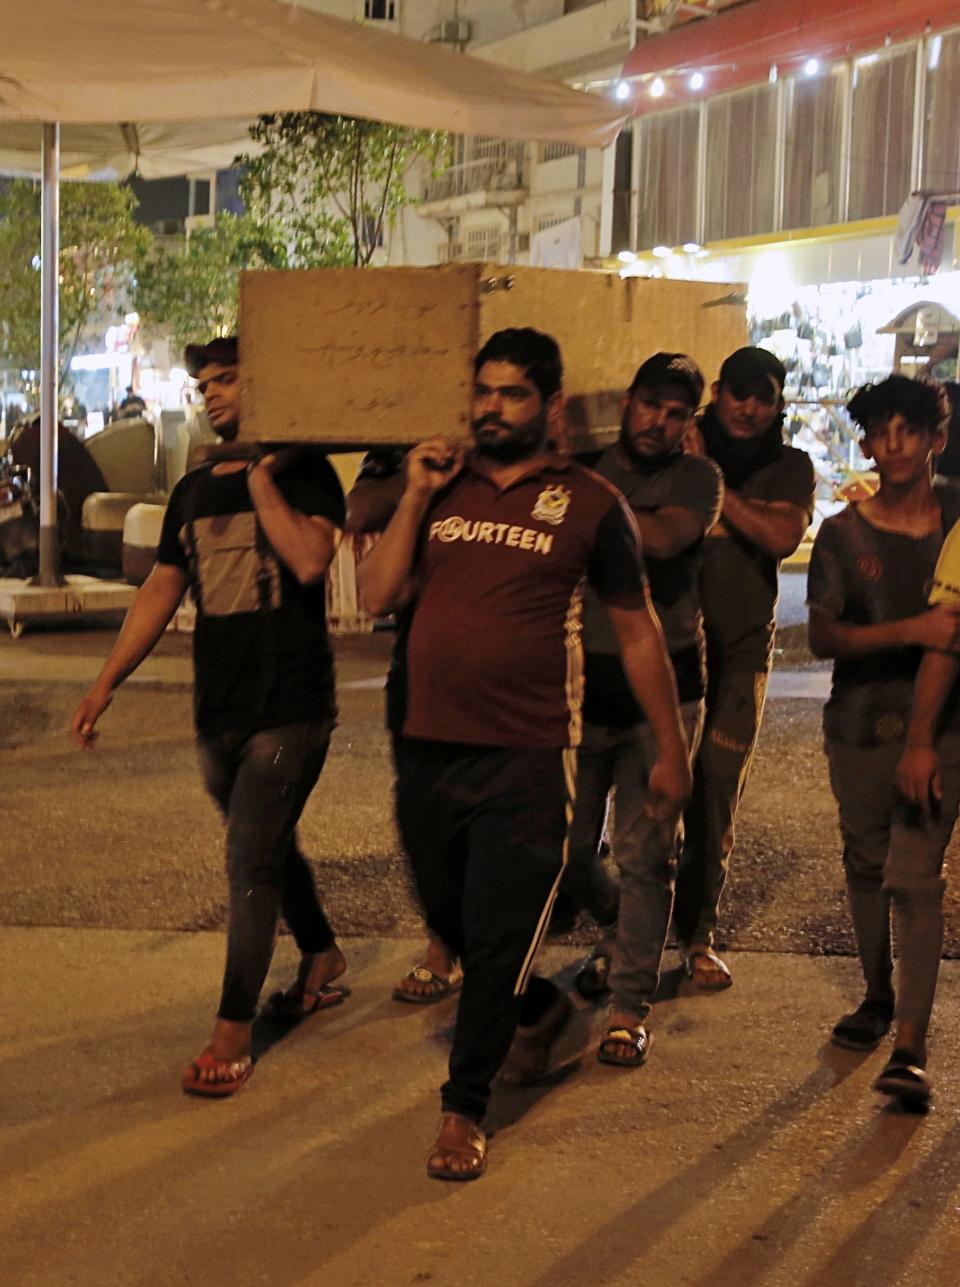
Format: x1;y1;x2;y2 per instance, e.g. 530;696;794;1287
856;552;883;583
532;485;571;526
436;516;467;542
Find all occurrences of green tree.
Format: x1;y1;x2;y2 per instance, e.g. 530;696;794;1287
0;179;150;395
133;212;261;357
134;113;448;351
238;112;448;268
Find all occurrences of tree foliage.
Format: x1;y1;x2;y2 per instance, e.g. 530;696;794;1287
133;212;264;357
0;179;149;391
137;113;449;352
237;112;447;268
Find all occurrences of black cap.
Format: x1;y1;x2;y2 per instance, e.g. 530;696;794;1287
184;336;238;378
719;347;786;398
628;352;704;409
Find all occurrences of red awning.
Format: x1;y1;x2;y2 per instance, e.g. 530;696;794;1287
621;0;960;116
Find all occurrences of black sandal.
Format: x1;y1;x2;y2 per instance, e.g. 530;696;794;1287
831;1000;893;1052
261;984;345;1023
575;952;611;1000
873;1050;931;1108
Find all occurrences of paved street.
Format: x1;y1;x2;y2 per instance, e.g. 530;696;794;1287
3;601;960;1285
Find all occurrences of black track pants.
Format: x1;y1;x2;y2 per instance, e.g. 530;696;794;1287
396;737;574;1121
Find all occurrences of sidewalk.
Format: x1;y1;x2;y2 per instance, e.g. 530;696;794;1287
0;627;830;699
2;926;958;1287
0;626;392;691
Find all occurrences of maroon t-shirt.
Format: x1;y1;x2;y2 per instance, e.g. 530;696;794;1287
403;456;648;749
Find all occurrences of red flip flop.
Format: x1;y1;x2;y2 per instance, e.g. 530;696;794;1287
182;1050;254;1098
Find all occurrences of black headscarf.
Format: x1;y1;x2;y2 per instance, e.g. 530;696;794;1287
698;402;786;491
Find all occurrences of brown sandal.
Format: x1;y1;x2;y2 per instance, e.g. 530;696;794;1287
427;1112;487;1181
682;949;733;991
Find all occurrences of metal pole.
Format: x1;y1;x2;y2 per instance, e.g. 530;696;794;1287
910;36;927;194
628;0;640;252
35;122;62;587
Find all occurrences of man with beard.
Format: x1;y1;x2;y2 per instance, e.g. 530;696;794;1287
359;328;691;1180
675;347;815;989
561;353;723;1067
71;336;348;1096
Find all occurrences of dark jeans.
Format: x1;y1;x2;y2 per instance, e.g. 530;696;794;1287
395;738;572;1122
197;720;336;1023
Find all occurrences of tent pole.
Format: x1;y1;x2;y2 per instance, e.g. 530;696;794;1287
35;121;63;587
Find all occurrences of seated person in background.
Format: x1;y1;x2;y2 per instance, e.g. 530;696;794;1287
118;386;148;419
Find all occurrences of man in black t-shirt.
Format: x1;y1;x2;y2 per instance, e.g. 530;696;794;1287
71;336;347;1099
676;348;815;990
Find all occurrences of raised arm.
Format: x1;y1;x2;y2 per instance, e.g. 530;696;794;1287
71;562;189;746
358;437;463;616
247;453;341;585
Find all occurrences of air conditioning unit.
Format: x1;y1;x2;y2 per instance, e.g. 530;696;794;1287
432;19;471;44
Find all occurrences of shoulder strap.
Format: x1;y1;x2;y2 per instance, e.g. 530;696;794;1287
179;469;209;614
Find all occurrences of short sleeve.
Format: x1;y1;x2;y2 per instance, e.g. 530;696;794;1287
588;498;648;598
279;450;346;527
807;519;846;620
671;456;724;533
929;520;960;606
776;448;816;519
156;474;189;569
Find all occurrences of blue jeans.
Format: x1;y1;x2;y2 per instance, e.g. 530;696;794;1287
566;702;703;1018
197;721;336;1022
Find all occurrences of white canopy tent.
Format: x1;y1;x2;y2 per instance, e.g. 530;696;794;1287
0;0;628;584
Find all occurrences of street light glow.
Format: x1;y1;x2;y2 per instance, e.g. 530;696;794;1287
615;80;631;101
689;72;705;91
650;76;665;98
